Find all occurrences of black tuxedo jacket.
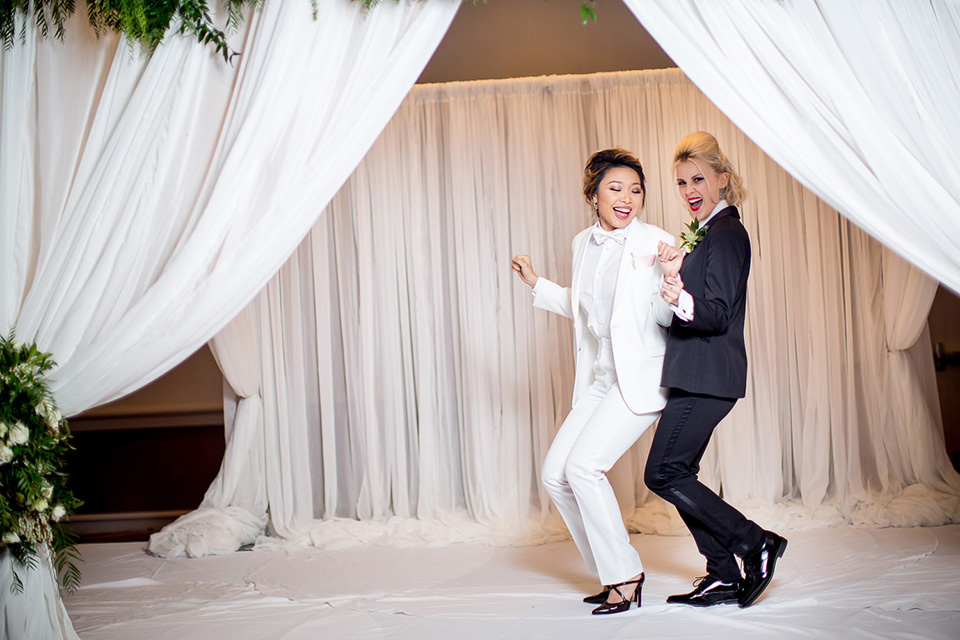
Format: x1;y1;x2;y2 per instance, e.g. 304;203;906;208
660;206;751;399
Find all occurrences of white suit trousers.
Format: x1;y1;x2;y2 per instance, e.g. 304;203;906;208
541;380;659;586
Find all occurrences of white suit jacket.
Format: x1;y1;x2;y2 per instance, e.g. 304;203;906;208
533;218;675;415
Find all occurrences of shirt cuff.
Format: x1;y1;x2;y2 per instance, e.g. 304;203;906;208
671;290;694;322
532;278;543;296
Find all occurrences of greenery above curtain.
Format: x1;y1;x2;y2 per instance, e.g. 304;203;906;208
1;1;598;62
1;0;258;60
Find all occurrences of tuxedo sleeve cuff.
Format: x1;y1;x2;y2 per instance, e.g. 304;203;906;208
671;290;694;322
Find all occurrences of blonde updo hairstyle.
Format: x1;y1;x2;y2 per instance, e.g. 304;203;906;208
673;132;748;207
582;147;646;219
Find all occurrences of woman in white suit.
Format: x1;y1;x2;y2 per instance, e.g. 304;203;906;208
512;148;675;615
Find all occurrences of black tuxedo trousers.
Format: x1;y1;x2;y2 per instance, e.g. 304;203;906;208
645;390;764;581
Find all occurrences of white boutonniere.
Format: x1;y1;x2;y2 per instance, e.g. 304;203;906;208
679;218;709;254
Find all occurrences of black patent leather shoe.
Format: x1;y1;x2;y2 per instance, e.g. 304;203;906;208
666;575;741;606
583;588;610;604
739;530;788;607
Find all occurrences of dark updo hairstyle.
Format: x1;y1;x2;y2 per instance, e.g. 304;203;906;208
582;148;646;217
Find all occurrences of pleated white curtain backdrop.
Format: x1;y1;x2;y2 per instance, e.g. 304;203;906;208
623;0;960;294
0;0;460;416
154;68;960;557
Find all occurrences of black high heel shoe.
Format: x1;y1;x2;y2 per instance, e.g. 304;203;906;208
583;588;610;604
591;574;644;615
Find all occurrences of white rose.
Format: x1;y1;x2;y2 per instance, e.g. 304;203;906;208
34;498;48;512
0;445;12;465
0;422;7;438
9;422;29;445
41;483;53;499
52;505;66;521
2;532;20;544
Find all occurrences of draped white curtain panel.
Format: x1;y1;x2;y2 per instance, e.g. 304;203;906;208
0;547;79;639
152;67;960;558
0;0;460;417
624;0;960;295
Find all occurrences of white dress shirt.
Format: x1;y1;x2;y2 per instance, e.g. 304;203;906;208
580;223;625;341
580;223;626;386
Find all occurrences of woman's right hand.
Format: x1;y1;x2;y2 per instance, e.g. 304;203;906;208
511;255;539;288
658;241;683;277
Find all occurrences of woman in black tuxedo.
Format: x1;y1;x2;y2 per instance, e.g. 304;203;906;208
645;132;786;608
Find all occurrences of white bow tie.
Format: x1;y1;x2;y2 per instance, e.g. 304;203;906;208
592;226;626;245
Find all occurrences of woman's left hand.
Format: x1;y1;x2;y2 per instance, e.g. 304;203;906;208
660;274;684;305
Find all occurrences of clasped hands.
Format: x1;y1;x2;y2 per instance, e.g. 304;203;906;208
658;241;684;305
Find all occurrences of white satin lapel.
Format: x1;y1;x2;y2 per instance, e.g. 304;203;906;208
570;230;590;320
619;218;649;278
613;219;647;317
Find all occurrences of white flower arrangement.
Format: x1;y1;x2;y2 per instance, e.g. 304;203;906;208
0;333;82;594
8;422;28;445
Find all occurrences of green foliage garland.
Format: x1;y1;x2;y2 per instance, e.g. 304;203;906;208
0;333;82;595
1;1;599;63
1;0;263;61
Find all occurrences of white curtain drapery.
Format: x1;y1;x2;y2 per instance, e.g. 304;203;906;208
0;546;79;640
0;0;459;417
623;0;960;294
148;301;271;558
160;68;960;557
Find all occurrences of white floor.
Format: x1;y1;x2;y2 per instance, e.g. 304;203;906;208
63;525;960;639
